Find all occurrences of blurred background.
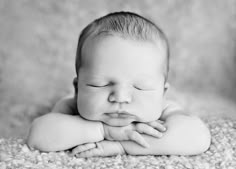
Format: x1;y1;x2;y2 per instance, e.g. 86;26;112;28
0;0;235;138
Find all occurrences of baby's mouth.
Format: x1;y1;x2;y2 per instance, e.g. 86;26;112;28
104;111;135;118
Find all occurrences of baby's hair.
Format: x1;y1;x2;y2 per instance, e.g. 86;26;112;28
75;11;170;82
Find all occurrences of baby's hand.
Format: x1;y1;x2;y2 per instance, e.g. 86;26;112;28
103;120;167;148
71;141;125;157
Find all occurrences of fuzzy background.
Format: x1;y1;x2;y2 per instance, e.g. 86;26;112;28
0;0;236;139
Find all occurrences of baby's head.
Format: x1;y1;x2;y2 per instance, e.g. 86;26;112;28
74;11;170;126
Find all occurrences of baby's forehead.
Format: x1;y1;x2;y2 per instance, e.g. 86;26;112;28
83;35;165;60
79;35;167;81
84;34;167;56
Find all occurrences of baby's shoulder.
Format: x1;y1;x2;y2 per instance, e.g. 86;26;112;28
160;100;185;120
163;100;183;112
52;95;78;115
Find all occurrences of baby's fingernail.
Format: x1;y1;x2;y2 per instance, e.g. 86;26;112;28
159;133;163;137
154;131;163;137
141;140;150;148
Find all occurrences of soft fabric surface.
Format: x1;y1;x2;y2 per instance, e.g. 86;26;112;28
0;117;235;169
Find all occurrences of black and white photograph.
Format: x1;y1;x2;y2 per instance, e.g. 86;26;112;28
0;0;235;168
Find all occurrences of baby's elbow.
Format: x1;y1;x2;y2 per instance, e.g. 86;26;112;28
27;133;37;150
191;116;211;154
200;133;211;153
26;119;40;149
199;125;211;153
26;118;48;151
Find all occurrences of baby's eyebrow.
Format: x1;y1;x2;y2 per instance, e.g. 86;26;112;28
88;76;107;81
83;73;161;84
82;73;106;79
136;75;160;82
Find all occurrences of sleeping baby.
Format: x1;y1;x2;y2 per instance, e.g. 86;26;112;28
27;11;211;157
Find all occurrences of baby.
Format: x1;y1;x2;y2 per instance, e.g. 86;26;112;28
27;11;211;157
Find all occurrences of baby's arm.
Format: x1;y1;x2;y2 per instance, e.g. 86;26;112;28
120;114;211;155
27;97;105;152
27;113;104;152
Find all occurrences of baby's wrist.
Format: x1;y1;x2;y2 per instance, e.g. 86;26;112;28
101;123;114;140
102;123;111;140
100;122;106;139
117;141;126;155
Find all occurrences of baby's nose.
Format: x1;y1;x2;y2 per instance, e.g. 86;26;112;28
108;86;132;104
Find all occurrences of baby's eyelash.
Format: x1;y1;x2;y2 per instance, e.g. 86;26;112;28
134;85;156;91
87;84;109;87
134;86;143;90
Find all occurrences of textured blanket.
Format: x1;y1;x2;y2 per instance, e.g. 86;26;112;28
0;118;235;169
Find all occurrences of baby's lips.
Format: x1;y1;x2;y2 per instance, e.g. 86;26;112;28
105;110;135;118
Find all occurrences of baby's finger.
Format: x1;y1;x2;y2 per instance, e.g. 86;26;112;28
157;120;165;124
148;121;167;132
76;148;101;158
136;123;163;138
127;131;149;148
76;143;104;158
72;143;96;155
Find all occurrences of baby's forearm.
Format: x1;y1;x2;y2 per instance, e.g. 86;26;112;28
120;115;211;156
27;113;104;152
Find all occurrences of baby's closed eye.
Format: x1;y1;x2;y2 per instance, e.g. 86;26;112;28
86;82;157;91
86;80;111;87
86;83;109;87
133;83;157;91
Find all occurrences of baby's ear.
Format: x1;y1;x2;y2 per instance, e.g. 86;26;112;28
164;82;170;94
73;77;78;95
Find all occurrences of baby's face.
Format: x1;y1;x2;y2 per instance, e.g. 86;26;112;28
76;36;168;126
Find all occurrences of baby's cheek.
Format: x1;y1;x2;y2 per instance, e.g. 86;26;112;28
144;104;163;121
152;95;164;118
77;95;94;118
77;92;105;120
136;94;163;121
